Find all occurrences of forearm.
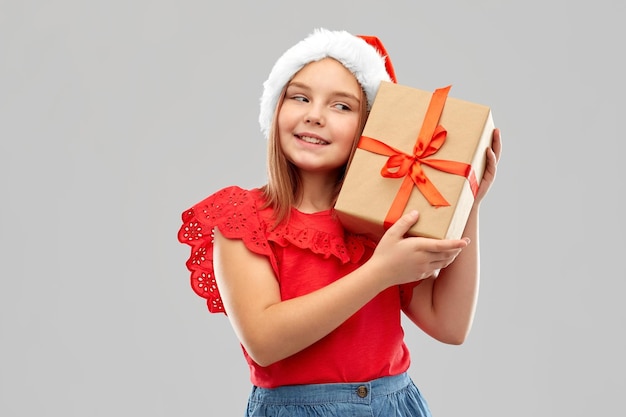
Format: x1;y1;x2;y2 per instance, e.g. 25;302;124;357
231;260;388;366
406;206;481;344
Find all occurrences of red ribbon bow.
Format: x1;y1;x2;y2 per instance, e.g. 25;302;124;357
357;85;478;230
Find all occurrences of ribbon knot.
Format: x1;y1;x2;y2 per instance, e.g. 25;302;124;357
356;85;478;230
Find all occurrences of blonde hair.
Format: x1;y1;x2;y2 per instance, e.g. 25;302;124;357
260;84;368;228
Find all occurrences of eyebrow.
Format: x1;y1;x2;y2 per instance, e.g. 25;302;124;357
287;81;361;103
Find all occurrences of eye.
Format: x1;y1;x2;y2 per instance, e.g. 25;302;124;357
291;95;309;103
333;103;351;111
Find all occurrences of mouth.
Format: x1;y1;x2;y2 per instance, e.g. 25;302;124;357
295;134;329;145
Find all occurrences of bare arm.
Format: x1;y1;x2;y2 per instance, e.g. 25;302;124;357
213;227;389;366
402;208;480;344
402;128;502;344
213;211;469;366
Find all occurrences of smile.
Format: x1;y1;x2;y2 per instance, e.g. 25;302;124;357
296;135;329;145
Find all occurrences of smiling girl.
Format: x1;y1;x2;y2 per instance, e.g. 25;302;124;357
178;28;501;416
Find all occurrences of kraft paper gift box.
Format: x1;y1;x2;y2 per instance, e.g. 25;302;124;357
335;81;494;240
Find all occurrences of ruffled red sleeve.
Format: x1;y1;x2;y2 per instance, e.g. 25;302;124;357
177;186;274;314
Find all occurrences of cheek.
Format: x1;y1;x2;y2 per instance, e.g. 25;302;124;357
276;111;286;131
339;118;361;143
275;106;287;132
276;101;299;125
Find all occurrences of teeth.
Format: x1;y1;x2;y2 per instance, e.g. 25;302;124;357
299;136;328;145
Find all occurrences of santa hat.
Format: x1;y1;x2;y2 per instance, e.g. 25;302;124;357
258;28;397;139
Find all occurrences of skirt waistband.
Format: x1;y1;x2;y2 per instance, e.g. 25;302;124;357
249;372;412;405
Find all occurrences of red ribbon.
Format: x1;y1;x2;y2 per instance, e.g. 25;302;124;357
357;85;478;229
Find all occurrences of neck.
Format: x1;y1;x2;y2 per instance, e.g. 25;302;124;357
295;171;339;213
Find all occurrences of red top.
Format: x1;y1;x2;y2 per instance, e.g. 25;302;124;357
178;186;418;388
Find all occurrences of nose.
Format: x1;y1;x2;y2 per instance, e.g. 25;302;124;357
304;106;324;126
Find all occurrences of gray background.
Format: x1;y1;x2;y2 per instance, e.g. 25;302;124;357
1;0;624;416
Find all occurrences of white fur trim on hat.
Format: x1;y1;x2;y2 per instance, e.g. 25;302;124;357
258;28;392;139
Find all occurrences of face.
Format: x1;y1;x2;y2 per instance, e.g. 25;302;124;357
277;58;364;177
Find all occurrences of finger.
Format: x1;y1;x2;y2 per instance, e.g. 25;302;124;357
433;257;458;270
429;246;465;265
485;146;497;177
491;128;502;163
416;237;469;253
429;247;465;263
385;210;419;239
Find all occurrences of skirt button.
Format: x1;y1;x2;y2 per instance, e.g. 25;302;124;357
356;385;368;398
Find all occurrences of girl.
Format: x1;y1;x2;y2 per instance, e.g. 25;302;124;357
178;28;501;416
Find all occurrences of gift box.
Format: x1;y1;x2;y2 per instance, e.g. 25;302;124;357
335;81;494;240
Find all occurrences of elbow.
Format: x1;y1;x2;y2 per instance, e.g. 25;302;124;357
436;314;475;345
442;333;468;345
434;326;471;345
241;337;284;367
247;349;278;368
235;316;294;367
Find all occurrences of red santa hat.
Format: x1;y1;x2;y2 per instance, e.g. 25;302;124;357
259;28;397;139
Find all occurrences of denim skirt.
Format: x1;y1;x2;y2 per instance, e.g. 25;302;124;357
245;372;432;417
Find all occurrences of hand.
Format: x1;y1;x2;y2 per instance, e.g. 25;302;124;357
370;210;469;286
474;128;502;204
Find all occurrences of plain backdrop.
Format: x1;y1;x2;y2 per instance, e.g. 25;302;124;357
1;1;624;416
